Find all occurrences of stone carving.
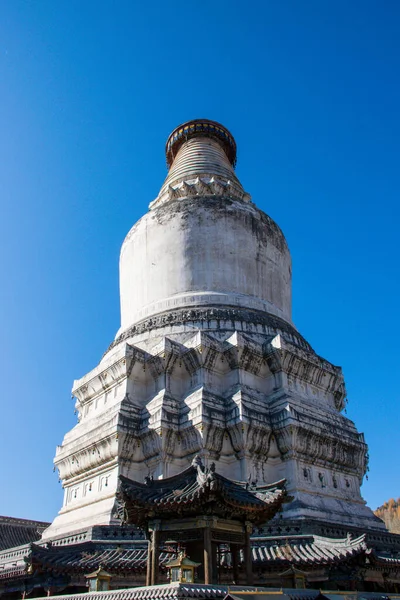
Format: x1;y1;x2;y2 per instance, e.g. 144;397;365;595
105;306;313;356
159;174;251;208
112;490;128;525
192;455;217;490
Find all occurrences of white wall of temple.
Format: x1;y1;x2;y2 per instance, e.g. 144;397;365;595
282;373;343;411
77;382;126;421
274;456;385;529
42;465;120;540
50;370;127;539
291;459;363;500
59;392;124;449
62;467;116;508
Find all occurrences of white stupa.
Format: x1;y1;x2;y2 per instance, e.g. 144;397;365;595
43;119;383;540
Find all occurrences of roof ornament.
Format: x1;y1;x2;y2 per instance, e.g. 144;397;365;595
191;454;204;469
192;454;217;489
112;487;128;525
245;473;258;491
346;532;353;544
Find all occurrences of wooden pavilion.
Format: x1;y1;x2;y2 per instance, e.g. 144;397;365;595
117;455;287;586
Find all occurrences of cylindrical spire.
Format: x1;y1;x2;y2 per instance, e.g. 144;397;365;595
151;119;250;209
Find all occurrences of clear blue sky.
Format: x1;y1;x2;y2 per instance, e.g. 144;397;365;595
0;1;399;522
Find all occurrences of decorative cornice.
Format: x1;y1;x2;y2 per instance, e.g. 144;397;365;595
150;175;251;209
264;337;346;410
73;348;131;404
105;306;312;357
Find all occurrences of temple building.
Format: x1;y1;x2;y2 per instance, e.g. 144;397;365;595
1;119;399;597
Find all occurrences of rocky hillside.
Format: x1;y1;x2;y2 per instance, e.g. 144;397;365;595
375;498;400;533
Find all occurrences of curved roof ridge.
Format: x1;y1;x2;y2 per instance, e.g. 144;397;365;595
313;532;367;547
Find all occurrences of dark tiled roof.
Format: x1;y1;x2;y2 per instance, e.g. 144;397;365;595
2;530;397;584
367;549;400;565
119;464;286;526
35;585;400;600
3;533;375;581
0;516;49;551
227;595;292;600
27;543;161;575
250;534;368;566
44;583;230;600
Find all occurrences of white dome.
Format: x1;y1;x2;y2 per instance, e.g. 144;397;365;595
118;120;292;335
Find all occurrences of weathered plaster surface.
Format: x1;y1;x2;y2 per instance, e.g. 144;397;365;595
119;196;292;334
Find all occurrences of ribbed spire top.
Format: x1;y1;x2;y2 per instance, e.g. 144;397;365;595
150;119;250;209
160;136;242;193
166;119;237;167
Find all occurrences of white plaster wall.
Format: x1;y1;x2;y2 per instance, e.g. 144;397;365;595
119;197;292;333
41;466;119;539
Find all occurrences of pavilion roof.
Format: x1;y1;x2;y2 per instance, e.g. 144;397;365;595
0;542;169;581
1;533;400;583
118;459;286;526
0;516;49;551
26;542;170;576
249;534;368;567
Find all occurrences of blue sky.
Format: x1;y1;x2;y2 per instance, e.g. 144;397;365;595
0;1;399;522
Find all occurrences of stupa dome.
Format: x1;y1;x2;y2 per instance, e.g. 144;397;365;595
118;119;292;335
